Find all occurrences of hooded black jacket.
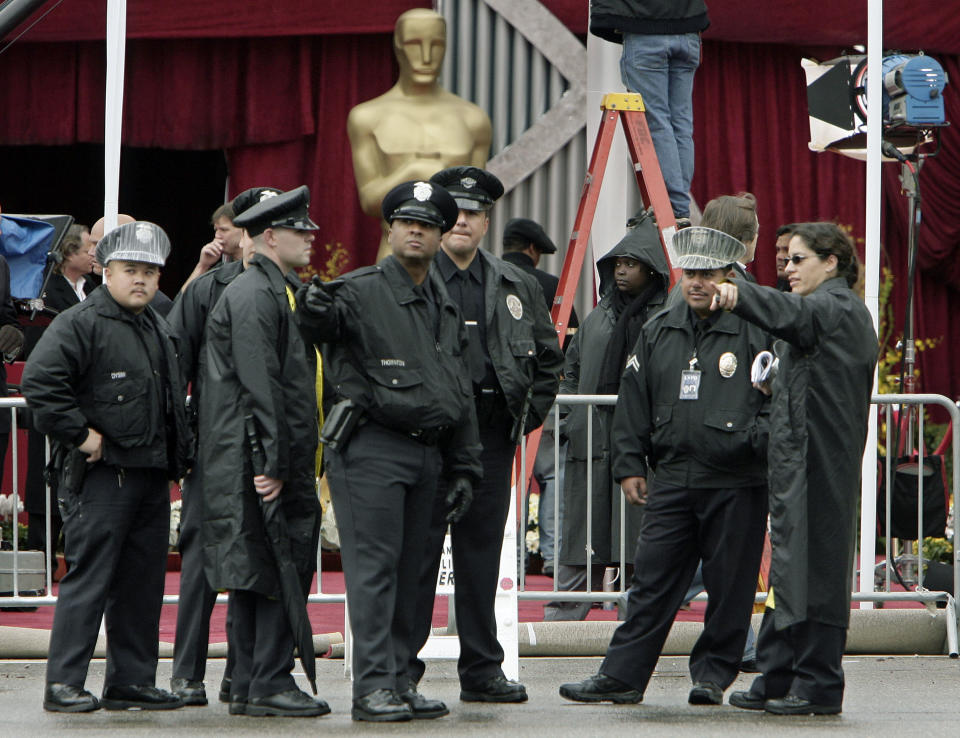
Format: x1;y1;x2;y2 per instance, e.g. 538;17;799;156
559;222;670;565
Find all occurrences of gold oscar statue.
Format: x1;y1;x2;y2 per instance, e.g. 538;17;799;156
348;8;492;262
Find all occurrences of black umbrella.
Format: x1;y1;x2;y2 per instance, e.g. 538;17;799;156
245;414;317;695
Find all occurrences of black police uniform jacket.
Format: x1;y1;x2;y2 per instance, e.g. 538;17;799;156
732;278;877;630
21;287;192;477
612;299;771;489
197;254;321;598
451;249;563;433
168;260;244;389
299;255;482;483
559;231;670;566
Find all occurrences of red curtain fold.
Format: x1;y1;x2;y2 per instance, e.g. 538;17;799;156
14;0;431;41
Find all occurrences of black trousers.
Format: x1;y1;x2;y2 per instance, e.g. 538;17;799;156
600;482;768;694
745;608;847;706
228;589;296;700
409;417;516;688
172;473;233;683
325;422;442;698
46;465;169;689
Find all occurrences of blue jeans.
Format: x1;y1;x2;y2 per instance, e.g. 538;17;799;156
620;32;701;218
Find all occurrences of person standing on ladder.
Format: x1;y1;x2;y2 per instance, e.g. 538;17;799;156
590;0;710;226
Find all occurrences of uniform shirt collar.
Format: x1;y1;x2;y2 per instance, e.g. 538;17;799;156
435;248;482;283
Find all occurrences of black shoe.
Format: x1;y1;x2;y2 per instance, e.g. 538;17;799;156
739;659;760;673
398;686;448;719
542;563;555;577
352;689;413;722
688;682;724;705
765;694;841;715
675;216;693;229
219;677;231;703
729;690;766;710
246;689;330;717
170;677;208;706
101;685;184;710
461;675;528;703
559;673;642;704
43;683;101;713
228;698;247;716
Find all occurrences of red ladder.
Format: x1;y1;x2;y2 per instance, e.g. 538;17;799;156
517;92;678;536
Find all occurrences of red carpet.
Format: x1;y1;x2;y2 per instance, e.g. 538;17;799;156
1;570;923;640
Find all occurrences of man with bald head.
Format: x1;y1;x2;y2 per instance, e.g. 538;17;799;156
88;215;174;316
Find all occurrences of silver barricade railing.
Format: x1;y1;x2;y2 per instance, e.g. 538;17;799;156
518;394;628;606
516;393;958;657
5;392;955;658
0;395;345;609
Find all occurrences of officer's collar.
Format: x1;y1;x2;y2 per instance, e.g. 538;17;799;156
249;252;289;294
92;283;153;324
435;247;483;283
663;298;740;334
213;259;245;284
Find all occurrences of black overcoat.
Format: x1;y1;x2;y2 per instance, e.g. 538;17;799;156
197;254;320;597
733;277;878;629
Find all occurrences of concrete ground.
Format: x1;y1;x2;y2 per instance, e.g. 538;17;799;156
1;655;958;736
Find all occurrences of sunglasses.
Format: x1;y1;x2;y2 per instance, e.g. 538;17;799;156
784;254;811;265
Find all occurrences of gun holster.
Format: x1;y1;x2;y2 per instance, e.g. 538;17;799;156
47;443;89;520
320;398;364;452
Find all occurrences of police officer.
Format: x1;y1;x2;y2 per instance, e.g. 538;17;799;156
197;186;326;718
167;187;282;706
406;166;563;703
22;221;191;713
559;226;770;707
501;217;578;575
298;180;482;722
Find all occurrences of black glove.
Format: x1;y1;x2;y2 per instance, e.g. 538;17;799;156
0;324;23;355
445;475;474;523
301;276;342;316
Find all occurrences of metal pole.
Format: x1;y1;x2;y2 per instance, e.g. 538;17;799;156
859;0;883;608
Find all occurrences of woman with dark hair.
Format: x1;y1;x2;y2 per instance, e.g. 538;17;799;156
710;222;878;715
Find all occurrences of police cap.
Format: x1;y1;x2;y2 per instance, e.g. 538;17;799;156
233;185;318;237
231;186;283;218
671;226;746;270
502;217;556;254
429;166;504;212
381;180;459;233
96;221;170;267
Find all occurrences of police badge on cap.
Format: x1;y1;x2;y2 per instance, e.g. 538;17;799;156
233;185;318;237
96;221;171;267
231;186;283;217
381;180;459;233
429;166;504;212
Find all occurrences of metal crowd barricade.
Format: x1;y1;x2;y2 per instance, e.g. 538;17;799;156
512;392;959;659
0;395;345;613
4;393;956;662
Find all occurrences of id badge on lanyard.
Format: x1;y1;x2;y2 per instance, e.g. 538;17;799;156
679;354;701;400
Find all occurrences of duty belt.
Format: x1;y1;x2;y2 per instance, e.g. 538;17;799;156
404;426;449;446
